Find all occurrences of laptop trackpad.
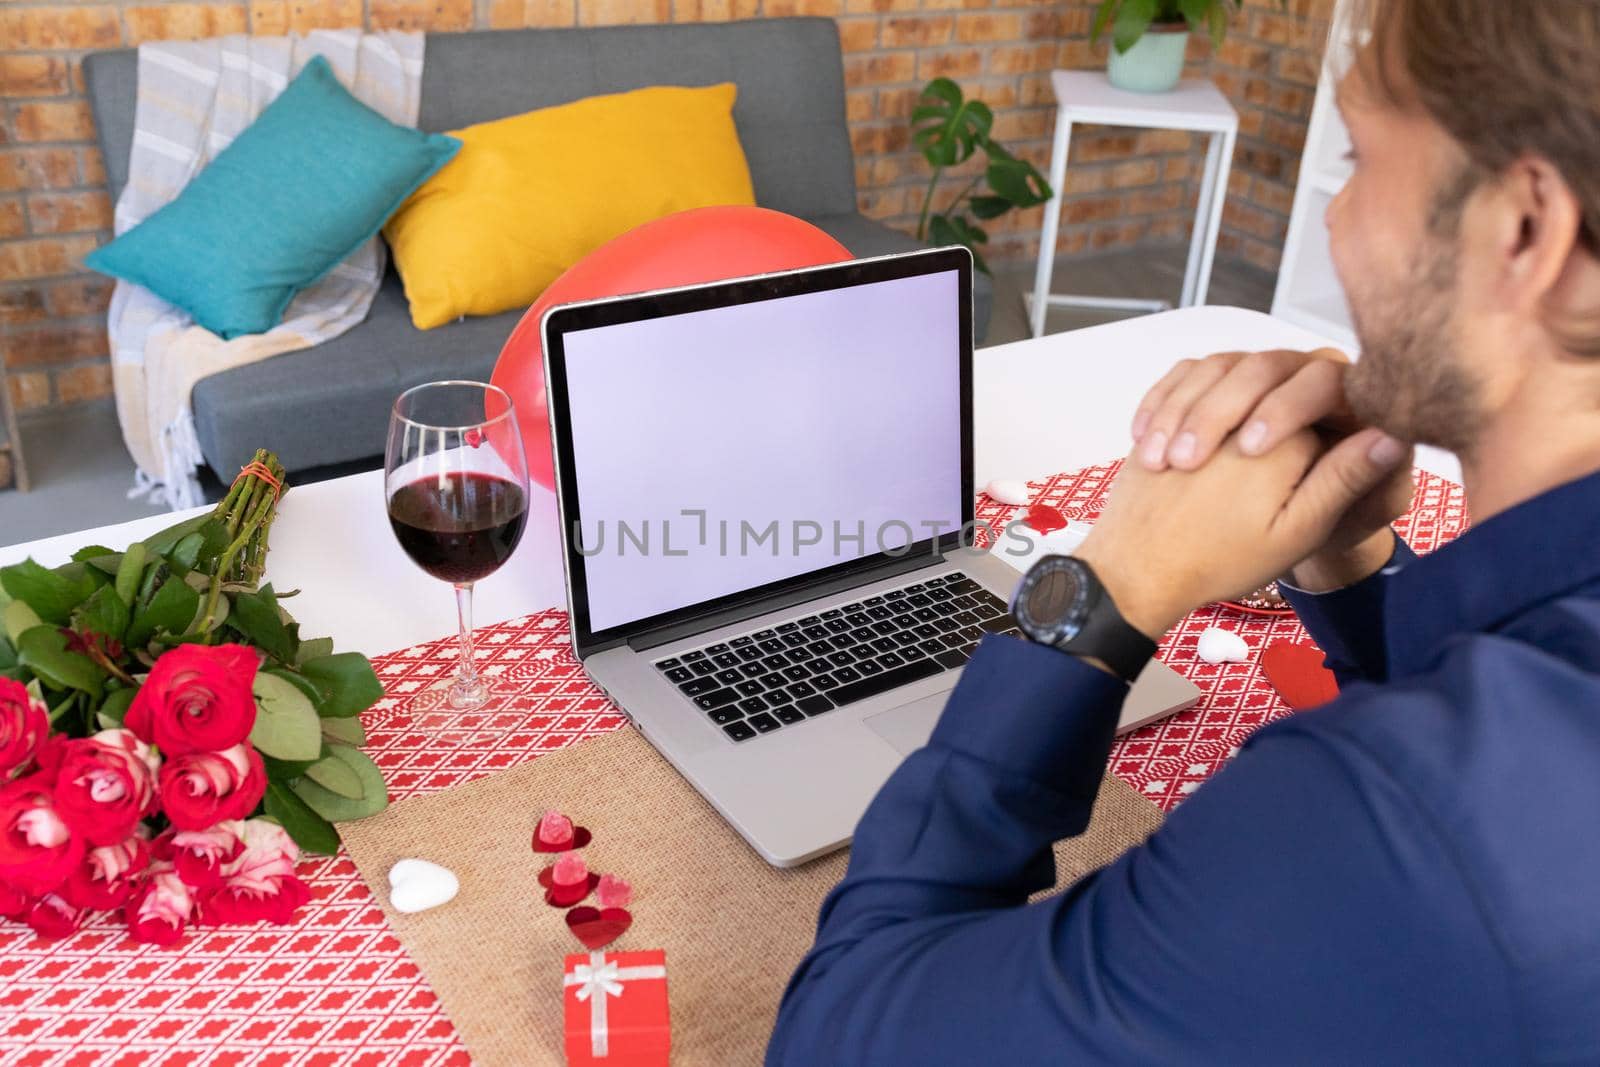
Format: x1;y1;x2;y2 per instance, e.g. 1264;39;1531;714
865;693;947;756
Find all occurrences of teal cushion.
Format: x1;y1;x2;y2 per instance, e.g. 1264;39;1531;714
86;54;460;339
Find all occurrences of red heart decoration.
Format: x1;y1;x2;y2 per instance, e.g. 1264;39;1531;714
538;867;600;907
1261;642;1340;709
566;906;633;950
531;825;592;854
1022;503;1068;535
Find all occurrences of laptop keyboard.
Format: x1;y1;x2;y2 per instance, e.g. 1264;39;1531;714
652;571;1020;744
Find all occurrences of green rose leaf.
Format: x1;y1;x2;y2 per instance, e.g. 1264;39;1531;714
295;637;334;667
299;653;383;719
97;686;137;728
3;600;42;646
304;752;364;799
251;670;323;762
320;715;367;747
126;577;200;649
168;532;205;573
261;750;323;781
113;544;147;606
17;625;105;700
73;545;119;565
1;559;97;626
138;514;210;558
74;585;131;645
290;743;388;822
264;782;341;855
232;584;296;664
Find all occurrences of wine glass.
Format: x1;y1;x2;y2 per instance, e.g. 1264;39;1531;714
385;381;530;717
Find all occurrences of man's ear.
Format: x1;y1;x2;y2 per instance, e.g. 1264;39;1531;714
1494;155;1585;314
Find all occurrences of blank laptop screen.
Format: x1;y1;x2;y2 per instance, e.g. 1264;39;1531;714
561;268;965;633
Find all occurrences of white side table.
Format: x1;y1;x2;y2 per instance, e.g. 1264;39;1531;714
1029;71;1239;338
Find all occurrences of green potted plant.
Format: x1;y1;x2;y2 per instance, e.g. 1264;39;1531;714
1091;0;1266;93
910;78;1054;275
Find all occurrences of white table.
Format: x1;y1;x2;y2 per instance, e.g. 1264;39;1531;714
1029;72;1239;338
0;308;1459;658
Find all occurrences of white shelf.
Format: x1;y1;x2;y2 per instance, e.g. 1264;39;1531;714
1273;1;1358;354
1278;293;1359;355
1312;168;1349;197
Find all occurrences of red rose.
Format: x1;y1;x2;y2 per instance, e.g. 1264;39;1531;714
157;745;266;831
125;644;260;755
52;730;160;846
170;822;245;890
26;892;82;941
61;834;151;911
0;880;30;919
198;819;309;926
0;679;48;780
125;867;192;946
0;776;84;895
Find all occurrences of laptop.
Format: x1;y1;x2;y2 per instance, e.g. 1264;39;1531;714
541;247;1200;867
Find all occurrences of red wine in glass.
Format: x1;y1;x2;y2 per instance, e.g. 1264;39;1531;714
388;471;528;584
385;381;530;715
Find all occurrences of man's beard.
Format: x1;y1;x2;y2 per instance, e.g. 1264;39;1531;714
1343;176;1486;456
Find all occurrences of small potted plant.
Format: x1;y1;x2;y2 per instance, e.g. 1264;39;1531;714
909;78;1054;274
1092;0;1267;93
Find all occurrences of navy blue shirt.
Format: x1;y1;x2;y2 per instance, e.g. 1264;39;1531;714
768;470;1600;1065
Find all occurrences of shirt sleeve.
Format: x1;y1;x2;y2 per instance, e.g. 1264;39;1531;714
766;638;1514;1066
1277;534;1420;684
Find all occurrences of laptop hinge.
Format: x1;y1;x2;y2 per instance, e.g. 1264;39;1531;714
626;552;948;654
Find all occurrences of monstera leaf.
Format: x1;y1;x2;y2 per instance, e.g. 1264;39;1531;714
911;78;994;169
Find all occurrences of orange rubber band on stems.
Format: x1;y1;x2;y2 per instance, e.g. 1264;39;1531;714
233;461;284;501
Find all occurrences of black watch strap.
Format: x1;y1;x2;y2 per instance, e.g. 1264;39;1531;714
1059;567;1157;683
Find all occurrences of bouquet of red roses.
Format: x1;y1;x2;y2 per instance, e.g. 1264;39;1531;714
0;451;388;945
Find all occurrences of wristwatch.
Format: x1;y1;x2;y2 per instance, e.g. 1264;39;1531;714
1009;555;1156;683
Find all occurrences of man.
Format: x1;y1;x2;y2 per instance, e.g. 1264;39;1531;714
767;1;1600;1062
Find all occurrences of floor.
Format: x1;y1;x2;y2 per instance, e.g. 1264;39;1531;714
0;246;1275;549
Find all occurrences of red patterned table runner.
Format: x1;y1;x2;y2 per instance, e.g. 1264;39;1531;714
0;464;1467;1065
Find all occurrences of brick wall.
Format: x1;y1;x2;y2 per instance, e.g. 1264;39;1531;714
0;0;1335;482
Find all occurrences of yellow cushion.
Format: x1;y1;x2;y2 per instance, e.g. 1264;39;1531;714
383;83;755;330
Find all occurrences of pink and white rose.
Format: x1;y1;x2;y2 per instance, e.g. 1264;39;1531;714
0;679;48;780
125;866;193;946
169;821;245;890
52;730;160;846
61;834;152;911
0;775;84;895
199;818;310;926
158;744;266;831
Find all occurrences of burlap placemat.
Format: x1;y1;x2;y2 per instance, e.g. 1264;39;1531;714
340;726;1162;1066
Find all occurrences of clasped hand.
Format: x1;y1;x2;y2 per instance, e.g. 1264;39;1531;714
1072;348;1415;640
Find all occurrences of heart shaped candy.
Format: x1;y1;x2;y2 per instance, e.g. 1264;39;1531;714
565;906;633;950
984;479;1032;506
538;863;600;907
531;809;592;853
1022;503;1069;536
1196;627;1251;665
387;858;459;914
596;874;633;909
1262;642;1340;709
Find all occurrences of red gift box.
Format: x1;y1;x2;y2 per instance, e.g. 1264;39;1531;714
563;949;671;1066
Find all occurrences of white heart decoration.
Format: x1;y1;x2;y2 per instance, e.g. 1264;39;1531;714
1197;627;1251;665
388;858;460;914
984;479;1032;507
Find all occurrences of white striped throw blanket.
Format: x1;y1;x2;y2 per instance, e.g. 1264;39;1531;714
107;31;426;510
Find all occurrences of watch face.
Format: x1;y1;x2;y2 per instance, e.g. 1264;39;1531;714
1016;556;1089;643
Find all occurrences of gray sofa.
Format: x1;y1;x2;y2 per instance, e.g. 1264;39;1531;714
83;18;993;479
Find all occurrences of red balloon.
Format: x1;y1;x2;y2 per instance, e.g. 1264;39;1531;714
491;206;852;490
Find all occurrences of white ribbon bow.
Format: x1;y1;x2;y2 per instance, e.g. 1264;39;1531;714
564;951;667;1057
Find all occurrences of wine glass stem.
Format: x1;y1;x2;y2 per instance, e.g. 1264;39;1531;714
454;581;479;691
